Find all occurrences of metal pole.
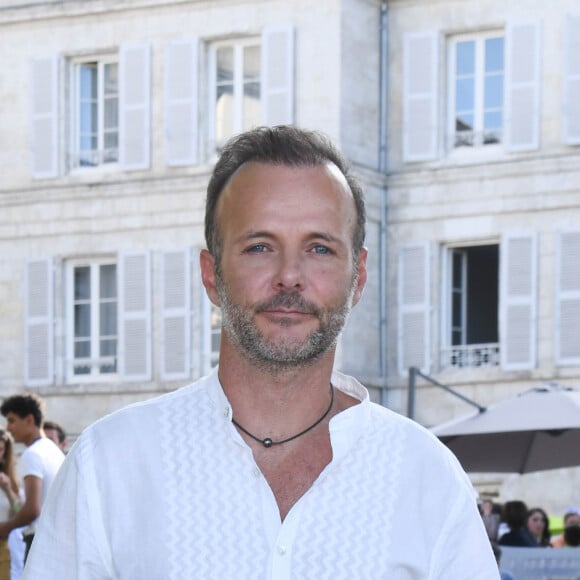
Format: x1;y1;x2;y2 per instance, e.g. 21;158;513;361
407;366;417;419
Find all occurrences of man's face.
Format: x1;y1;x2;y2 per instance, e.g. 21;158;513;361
202;161;367;372
5;412;31;444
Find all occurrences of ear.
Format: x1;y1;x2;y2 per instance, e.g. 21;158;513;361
199;249;221;307
351;247;368;307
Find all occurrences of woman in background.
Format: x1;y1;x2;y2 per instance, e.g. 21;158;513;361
527;507;552;547
0;430;22;580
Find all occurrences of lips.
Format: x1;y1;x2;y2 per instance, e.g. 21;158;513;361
255;292;319;316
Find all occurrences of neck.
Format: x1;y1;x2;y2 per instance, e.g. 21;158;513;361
23;429;43;447
218;344;337;435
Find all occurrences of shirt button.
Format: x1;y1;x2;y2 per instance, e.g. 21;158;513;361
252;467;261;479
224;406;230;418
277;545;287;556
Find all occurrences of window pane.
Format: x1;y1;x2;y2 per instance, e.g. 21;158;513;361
484;111;503;130
104;97;118;131
456;41;475;75
104;63;118;96
216;85;234;143
73;338;91;376
74;304;91;338
484;75;503;109
455;78;475;112
100;339;117;373
456;113;474;132
100;302;117;335
243;45;260;80
74;267;91;300
217;47;234;82
485;37;504;73
100;264;117;298
243;82;261;130
80;64;97;99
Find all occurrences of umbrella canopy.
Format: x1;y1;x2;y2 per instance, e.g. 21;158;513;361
431;383;580;473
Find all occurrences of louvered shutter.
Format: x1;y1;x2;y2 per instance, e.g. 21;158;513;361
165;39;199;166
556;231;580;364
398;243;431;375
500;234;537;370
24;258;54;386
30;56;59;179
120;44;151;171
402;31;439;162
505;21;541;152
261;24;295;125
160;248;191;380
118;251;152;381
563;14;580;145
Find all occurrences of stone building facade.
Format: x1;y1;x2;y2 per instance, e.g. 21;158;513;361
385;0;580;512
0;0;387;438
2;0;580;514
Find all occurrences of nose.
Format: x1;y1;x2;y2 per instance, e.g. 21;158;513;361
274;250;304;291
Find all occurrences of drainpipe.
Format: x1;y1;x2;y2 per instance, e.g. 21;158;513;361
378;1;389;406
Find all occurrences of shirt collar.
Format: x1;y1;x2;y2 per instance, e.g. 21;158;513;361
204;366;371;455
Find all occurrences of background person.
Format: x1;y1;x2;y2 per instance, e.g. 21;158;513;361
499;500;539;547
23;125;498;579
43;422;66;453
527;507;551;547
0;430;22;580
552;510;580;548
0;395;64;562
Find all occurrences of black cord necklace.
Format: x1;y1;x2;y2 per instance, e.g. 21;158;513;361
232;383;334;448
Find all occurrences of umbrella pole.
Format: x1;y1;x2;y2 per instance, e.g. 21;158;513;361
407;367;486;420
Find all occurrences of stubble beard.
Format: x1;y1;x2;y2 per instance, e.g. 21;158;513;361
214;266;357;375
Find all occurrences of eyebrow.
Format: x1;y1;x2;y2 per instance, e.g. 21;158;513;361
236;230;344;246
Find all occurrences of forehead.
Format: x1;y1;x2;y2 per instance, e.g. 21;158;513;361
216;161;355;226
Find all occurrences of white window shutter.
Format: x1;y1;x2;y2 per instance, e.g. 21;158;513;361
261;24;295;126
505;21;541;152
118;251;152;381
120;44;151;171
500;233;537;370
30;56;59;179
160;248;191;380
563;14;580;145
24;258;54;386
402;31;439;162
164;39;199;166
397;242;431;375
556;231;580;364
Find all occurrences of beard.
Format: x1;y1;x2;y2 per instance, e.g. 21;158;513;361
214;267;357;374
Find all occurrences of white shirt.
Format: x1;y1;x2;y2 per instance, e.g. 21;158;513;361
19;437;65;531
24;370;498;579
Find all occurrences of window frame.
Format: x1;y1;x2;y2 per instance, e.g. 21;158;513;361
69;53;120;171
207;36;261;154
65;257;119;384
446;31;505;152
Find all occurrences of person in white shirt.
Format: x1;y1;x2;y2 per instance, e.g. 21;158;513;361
0;394;64;564
23;125;498;579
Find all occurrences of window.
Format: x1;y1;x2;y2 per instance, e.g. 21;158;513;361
442;245;499;368
67;259;118;380
71;56;119;168
208;39;261;152
448;34;504;149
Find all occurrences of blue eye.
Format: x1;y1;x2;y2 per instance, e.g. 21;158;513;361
313;245;330;255
248;244;267;253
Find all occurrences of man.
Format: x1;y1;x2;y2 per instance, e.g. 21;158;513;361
24;126;498;578
0;394;64;562
43;421;67;453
